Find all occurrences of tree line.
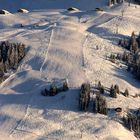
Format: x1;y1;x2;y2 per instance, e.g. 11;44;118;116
79;81;129;115
119;32;140;80
0;41;26;82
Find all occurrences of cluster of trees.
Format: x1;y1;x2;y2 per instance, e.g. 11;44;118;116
93;94;108;115
78;82;138;135
79;82;107;115
108;0;123;6
0;41;25;78
127;53;140;80
123;108;140;138
118;32;140;80
110;84;119;98
110;84;129;98
94;82;107;115
79;81;130;115
119;32;140;53
109;51;131;64
98;81;129;98
129;32;140;53
109;49;140;80
41;80;69;96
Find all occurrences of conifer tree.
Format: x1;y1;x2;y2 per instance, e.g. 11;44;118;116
110;85;117;98
94;95;107;115
123;88;129;97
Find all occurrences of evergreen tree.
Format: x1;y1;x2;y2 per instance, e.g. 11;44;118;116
79;83;91;111
123;109;140;138
93;95;107;115
49;84;58;96
63;79;69;91
98;81;102;90
100;85;105;94
114;84;120;94
110;85;117;98
123;88;129;97
130;32;139;53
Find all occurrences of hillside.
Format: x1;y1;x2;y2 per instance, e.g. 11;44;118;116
0;1;140;140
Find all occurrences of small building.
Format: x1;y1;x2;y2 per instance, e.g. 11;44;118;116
0;9;11;15
67;7;79;12
17;8;29;13
95;8;104;12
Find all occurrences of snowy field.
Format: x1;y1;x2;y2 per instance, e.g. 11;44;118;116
0;0;140;139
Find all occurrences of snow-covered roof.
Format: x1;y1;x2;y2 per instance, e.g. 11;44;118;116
0;9;11;15
17;8;29;13
67;7;80;11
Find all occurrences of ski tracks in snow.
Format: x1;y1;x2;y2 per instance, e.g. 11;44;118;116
39;16;66;80
39;23;56;79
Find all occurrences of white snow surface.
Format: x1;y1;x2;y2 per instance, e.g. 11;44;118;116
0;1;140;140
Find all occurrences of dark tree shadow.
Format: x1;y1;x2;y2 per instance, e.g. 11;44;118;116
87;26;129;45
113;66;140;89
0;87;81;113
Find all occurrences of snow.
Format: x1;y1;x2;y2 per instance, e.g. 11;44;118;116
0;1;140;140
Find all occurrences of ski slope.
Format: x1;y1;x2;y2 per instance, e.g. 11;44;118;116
0;1;140;140
40;18;87;87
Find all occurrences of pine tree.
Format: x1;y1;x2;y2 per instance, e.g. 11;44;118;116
98;81;102;90
62;79;69;91
123;109;140;138
79;83;90;111
49;84;58;96
114;84;120;94
123;88;129;97
93;95;107;115
100;85;105;94
110;85;117;98
130;32;139;53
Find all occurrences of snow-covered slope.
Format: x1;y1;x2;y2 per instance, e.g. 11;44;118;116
0;1;140;140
